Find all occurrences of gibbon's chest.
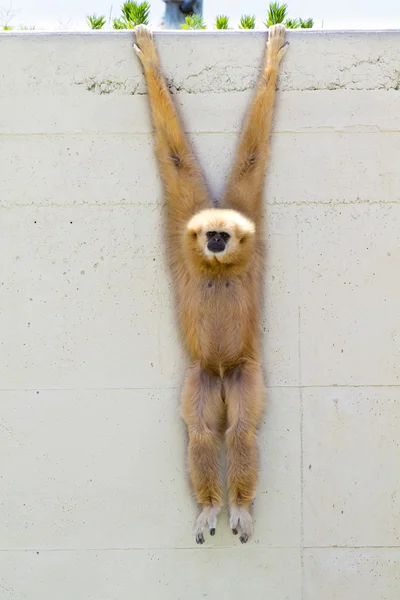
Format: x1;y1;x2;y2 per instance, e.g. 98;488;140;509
180;276;255;366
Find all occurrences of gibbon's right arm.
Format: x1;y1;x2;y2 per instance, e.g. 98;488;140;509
222;25;287;226
134;25;210;228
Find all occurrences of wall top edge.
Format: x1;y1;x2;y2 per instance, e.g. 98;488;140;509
2;29;400;38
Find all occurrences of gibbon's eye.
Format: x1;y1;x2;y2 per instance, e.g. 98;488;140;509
220;232;231;243
191;231;198;238
205;231;231;242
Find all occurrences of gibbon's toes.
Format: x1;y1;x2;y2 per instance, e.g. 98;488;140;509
196;533;205;545
194;505;220;544
229;504;254;543
229;505;240;532
208;505;220;535
194;507;209;545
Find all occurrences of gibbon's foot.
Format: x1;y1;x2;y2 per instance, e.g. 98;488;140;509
267;23;288;66
196;532;205;545
134;24;158;68
229;504;254;544
194;505;220;544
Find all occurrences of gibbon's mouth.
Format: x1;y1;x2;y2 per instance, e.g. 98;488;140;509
204;244;227;257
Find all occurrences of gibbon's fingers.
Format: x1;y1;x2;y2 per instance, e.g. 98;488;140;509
267;22;286;45
266;23;287;67
134;24;154;48
134;25;158;67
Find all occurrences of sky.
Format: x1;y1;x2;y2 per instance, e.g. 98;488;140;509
1;0;400;30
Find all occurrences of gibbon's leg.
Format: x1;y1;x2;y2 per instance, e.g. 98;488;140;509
134;25;210;228
224;361;264;543
181;363;225;544
222;24;287;225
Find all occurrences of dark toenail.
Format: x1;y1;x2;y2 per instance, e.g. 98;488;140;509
210;528;215;536
232;528;238;535
240;534;248;544
196;534;204;544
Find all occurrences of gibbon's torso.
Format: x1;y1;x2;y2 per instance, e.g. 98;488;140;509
177;259;262;374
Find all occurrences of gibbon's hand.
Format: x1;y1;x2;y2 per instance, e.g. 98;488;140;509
266;23;289;69
134;25;159;69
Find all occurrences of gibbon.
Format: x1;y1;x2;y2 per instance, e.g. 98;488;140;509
134;24;287;544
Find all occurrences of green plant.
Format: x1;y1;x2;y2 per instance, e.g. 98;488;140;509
18;25;36;30
112;18;125;29
87;13;107;29
299;17;314;28
215;14;229;29
239;14;256;29
181;14;206;30
285;18;299;29
2;24;12;30
112;1;150;29
265;2;287;27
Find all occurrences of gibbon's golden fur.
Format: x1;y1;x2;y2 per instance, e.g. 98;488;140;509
134;24;287;544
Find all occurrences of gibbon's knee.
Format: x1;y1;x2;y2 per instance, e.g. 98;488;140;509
181;365;224;433
224;362;265;432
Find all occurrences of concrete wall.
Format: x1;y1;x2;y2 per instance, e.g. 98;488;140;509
1;30;400;599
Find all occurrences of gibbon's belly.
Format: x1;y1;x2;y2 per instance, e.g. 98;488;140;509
181;278;253;369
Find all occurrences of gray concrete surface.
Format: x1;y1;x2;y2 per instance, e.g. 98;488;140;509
1;30;400;599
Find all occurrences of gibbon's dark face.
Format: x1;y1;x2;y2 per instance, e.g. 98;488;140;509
205;230;231;255
185;208;256;273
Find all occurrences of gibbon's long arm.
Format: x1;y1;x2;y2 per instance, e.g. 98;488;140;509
222;25;287;225
134;26;211;227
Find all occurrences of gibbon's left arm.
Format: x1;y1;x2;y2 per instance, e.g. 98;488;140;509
134;26;210;228
222;25;287;226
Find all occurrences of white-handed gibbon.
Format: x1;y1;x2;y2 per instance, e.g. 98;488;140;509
134;24;287;544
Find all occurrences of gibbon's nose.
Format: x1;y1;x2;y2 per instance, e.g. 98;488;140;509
207;236;226;253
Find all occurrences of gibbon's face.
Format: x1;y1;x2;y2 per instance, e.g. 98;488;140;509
185;208;256;273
